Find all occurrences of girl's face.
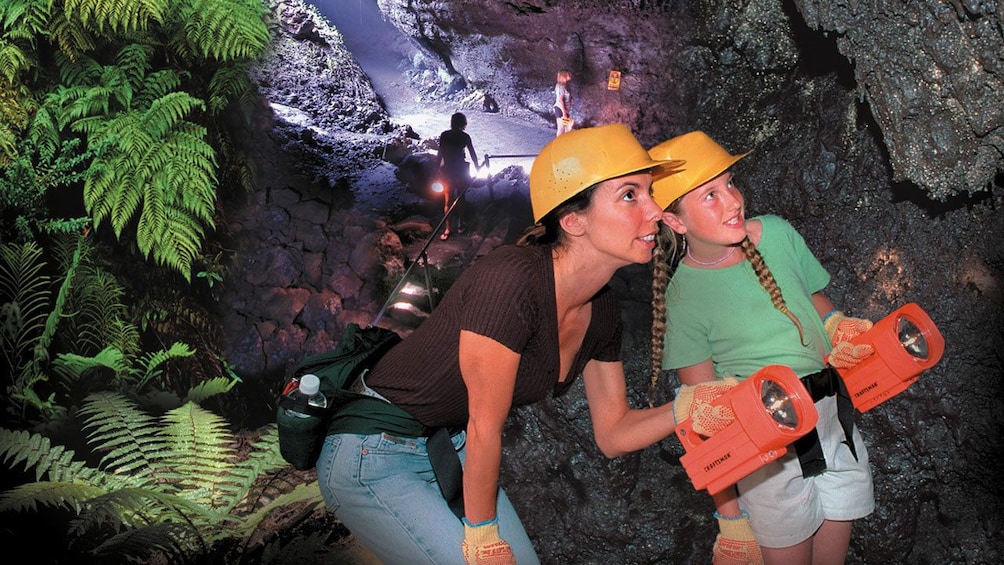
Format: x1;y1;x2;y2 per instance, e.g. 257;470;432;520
662;171;747;248
568;172;663;266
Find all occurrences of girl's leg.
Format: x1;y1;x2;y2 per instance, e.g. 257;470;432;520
760;519;852;565
810;520;852;565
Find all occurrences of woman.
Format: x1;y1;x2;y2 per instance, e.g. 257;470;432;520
317;124;692;564
649;131;875;565
553;70;573;136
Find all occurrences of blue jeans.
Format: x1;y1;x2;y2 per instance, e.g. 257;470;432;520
317;431;540;565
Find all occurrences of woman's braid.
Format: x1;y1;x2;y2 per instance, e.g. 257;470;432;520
649;224;682;407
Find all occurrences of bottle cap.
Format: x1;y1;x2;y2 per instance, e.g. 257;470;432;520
299;374;321;395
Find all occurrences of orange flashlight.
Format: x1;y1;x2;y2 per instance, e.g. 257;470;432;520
675;365;819;495
833;302;944;412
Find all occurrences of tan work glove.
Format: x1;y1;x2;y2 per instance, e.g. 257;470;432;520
462;517;516;565
824;311;875;369
713;510;764;565
673;378;740;436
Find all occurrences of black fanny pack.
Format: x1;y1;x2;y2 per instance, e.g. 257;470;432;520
792;367;859;477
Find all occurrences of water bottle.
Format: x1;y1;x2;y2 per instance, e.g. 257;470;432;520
278;373;329;470
283;374;327;418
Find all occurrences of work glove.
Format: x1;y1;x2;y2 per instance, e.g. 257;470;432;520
713;510;764;565
824;310;873;345
824;311;875;369
462;517;516;565
673;378;740;436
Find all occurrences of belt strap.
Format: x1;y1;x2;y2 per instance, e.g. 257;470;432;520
795;367;859;478
426;427;465;520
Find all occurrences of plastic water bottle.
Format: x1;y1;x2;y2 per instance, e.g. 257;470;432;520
283;374;327;418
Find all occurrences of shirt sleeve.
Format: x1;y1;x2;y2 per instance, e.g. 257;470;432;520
456;248;538;354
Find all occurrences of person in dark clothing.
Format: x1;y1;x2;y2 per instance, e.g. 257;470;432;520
437;112;479;239
315;124;702;565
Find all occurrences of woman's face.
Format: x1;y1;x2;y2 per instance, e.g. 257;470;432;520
663;171;747;247
569;172;662;266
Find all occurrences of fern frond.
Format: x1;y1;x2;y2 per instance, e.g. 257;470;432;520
180;0;270;63
234;482;324;536
184;376;238;405
136;341;194;390
0;480;105;514
48;10;96;60
64;266;129;355
115;43;153;95
90;521;203;563
64;0;167;35
207;62;252;113
0;242;51;376
0;0;52;39
51;346;128;383
0;428;127;487
79;392;169;479
69;486;235;535
133;68;182;108
0;39;32;83
159;402;236;507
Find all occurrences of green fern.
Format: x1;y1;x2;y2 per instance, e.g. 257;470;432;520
0;242;51;383
1;392;295;563
178;0;270;62
64;0;167;35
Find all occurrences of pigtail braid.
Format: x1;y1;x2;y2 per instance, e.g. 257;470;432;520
740;237;807;345
649;224;683;407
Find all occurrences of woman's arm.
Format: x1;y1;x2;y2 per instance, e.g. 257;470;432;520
458;330;518;523
812;291;837;319
580;359;675;458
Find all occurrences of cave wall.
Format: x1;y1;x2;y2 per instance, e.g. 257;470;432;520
227;0;1003;562
363;1;1004;563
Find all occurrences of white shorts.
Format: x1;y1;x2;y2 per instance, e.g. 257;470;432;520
737;396;875;548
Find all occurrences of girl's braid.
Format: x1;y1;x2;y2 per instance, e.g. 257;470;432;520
740;237;807;345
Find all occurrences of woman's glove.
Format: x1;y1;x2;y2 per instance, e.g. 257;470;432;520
824;311;875;369
673;378;740;436
713;510;763;565
462;517;516;565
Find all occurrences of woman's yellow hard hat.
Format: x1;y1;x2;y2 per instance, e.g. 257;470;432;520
649;131;750;210
529;124;683;223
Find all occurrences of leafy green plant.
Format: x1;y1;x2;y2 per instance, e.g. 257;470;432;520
0;390;317;563
0;0;270;281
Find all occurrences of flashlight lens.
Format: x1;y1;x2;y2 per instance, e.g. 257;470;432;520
761;380;798;428
897;317;929;359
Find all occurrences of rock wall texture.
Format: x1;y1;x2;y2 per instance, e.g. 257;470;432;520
222;0;1003;563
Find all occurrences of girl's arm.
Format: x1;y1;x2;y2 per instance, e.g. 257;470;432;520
677;360;743;517
581;359;675;458
458;330;518;523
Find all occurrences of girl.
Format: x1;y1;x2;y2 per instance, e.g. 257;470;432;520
649;131;876;565
317;124;696;564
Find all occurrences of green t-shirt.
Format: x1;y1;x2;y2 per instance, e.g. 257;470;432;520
662;215;831;380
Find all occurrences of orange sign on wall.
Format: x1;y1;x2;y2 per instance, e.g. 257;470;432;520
607;70;621;91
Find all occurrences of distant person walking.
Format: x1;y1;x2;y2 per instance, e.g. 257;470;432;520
437;112;479;240
554;70;573;136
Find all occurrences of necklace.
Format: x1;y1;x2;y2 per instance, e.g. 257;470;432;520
686;245;736;267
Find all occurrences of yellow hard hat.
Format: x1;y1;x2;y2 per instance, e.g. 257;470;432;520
529;124;683;223
649;131;751;210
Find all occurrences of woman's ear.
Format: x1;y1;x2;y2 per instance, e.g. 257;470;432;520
661;211;686;235
558;211;587;237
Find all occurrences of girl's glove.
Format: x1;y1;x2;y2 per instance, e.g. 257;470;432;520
824;311;875;369
713;511;763;565
462;517;516;565
824;310;873;345
673;378;740;436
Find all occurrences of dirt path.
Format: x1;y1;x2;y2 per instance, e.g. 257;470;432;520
318;0;555;169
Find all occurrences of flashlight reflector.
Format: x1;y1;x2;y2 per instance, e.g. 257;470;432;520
676;365;818;494
835;303;944;412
